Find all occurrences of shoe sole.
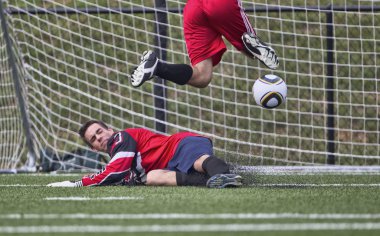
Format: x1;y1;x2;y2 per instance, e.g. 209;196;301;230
207;174;243;188
242;33;278;70
131;51;158;87
242;33;261;56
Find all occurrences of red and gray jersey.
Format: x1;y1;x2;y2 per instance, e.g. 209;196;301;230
79;128;198;186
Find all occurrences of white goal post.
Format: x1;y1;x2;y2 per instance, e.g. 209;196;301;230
0;0;379;172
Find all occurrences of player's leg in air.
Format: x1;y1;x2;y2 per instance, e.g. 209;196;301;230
130;0;278;88
199;0;279;69
212;0;279;69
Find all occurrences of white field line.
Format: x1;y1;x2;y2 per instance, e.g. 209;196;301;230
1;183;380;188
44;197;143;201
2;173;84;177
1;223;380;233
1;213;380;220
0;184;45;187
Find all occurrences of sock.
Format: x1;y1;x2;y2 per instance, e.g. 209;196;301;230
201;155;230;177
176;171;209;186
155;61;193;85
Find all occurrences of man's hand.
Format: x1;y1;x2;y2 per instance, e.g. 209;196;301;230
47;180;78;187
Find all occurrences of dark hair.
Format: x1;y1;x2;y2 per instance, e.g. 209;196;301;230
78;120;109;147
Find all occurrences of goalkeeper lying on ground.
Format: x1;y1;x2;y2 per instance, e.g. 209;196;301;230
47;120;242;188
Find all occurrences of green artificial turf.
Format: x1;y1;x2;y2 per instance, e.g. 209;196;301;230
0;174;379;235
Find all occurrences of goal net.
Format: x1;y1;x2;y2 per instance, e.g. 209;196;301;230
0;0;379;171
0;4;30;172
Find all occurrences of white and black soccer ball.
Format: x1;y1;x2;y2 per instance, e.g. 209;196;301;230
253;74;287;109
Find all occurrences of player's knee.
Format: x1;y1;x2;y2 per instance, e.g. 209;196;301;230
201;155;230;176
146;170;176;186
192;73;212;88
193;154;209;173
197;79;212;88
146;170;163;185
190;61;213;88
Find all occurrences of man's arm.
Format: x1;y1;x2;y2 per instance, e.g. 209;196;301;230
46;170;138;187
47;131;137;187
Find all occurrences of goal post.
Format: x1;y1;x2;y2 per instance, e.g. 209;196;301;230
0;0;379;172
0;1;35;172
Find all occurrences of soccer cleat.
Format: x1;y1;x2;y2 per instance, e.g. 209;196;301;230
242;32;279;70
206;174;243;188
130;50;158;87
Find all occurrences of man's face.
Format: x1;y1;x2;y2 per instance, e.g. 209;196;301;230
84;123;114;152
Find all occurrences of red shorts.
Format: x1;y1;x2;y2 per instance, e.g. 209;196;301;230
183;0;255;66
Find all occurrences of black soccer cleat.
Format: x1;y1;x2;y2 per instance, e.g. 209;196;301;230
130;50;158;87
242;32;279;70
206;174;243;188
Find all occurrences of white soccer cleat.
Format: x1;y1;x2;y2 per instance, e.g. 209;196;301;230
242;32;279;70
130;50;158;87
47;180;79;187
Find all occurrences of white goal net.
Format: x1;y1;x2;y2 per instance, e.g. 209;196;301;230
0;0;379;171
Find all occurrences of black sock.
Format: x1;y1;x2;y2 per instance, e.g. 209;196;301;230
201;155;230;177
155;61;193;85
176;171;209;186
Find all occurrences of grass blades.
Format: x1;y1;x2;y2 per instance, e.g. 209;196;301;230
0;173;380;235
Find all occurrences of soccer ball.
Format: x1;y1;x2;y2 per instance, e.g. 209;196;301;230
253;74;287;109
